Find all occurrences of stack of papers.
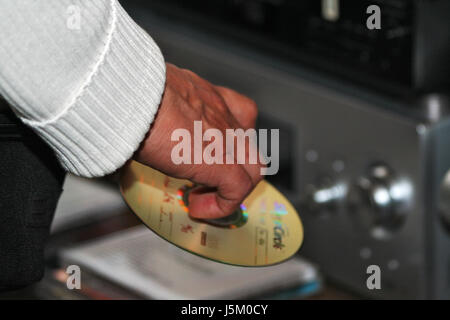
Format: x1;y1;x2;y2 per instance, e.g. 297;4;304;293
60;226;319;299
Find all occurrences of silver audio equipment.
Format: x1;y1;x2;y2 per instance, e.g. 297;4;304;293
125;3;450;299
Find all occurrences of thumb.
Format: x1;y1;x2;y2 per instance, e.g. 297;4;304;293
187;166;253;219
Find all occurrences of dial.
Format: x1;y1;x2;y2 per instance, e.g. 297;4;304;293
302;177;348;215
438;170;450;232
350;164;413;239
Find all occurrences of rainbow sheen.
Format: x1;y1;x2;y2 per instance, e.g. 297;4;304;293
272;201;288;216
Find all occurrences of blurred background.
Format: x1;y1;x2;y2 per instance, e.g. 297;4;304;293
1;0;450;300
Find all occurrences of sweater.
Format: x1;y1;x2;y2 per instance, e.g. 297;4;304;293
0;0;166;177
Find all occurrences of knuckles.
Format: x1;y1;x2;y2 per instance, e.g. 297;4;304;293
239;172;254;197
245;98;258;123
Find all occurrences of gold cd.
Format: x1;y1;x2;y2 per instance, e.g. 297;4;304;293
119;160;303;267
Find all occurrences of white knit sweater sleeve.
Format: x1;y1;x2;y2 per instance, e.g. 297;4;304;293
0;0;166;177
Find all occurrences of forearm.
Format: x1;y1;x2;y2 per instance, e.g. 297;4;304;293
0;0;166;177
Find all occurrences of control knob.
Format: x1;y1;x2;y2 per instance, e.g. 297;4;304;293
350;164;413;239
302;177;348;215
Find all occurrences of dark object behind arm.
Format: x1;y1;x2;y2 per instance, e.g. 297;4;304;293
0;104;65;291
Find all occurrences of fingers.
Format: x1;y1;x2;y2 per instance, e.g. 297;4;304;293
180;70;258;130
240;145;265;188
186;86;262;219
149;66;264;220
215;86;258;129
188;164;253;219
216;86;264;186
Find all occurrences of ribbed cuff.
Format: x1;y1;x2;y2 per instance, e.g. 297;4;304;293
21;2;166;178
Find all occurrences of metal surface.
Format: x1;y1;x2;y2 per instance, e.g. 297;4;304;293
125;4;450;299
350;164;413;239
439;170;450;231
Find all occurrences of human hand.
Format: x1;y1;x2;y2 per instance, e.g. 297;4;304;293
135;63;264;219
